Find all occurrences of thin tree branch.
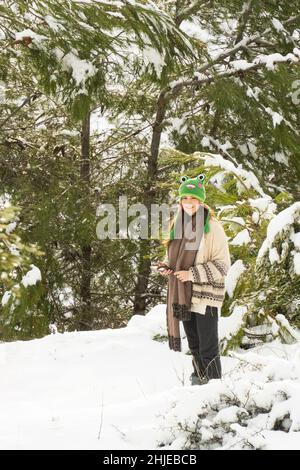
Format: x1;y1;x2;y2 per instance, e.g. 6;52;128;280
0;92;42;130
175;0;211;27
234;0;254;46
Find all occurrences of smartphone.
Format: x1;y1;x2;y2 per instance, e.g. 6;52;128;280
157;264;173;272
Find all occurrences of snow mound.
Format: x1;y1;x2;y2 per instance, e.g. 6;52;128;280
0;305;299;449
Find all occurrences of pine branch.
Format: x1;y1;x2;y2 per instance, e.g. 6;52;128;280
196;13;300;75
164;49;298;101
159;12;300;102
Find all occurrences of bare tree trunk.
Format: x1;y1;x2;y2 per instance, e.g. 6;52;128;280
133;94;167;315
79;110;92;328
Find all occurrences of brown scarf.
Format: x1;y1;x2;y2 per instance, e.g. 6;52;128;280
166;205;208;352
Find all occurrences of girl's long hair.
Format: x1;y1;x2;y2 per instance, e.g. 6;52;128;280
162;201;218;248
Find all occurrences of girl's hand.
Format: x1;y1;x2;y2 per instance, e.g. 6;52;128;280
160;268;173;276
173;270;190;282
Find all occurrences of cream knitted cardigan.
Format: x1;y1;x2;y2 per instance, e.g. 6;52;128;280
163;216;231;316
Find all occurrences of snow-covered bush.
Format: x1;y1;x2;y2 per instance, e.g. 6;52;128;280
155;346;300;450
226;202;300;346
0;204;45;340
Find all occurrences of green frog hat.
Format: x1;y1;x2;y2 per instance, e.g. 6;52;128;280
169;173;211;240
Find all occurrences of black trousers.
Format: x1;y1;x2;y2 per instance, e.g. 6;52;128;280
182;305;222;380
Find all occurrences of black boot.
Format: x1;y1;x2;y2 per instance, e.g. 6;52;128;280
192;355;208;384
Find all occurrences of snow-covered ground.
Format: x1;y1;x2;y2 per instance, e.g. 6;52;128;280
0;304;299;450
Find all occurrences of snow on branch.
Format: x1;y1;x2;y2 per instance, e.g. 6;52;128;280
163;47;300;102
197;13;300;75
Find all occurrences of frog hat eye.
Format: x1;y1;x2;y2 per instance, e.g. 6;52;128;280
196;173;205;182
180;175;189;183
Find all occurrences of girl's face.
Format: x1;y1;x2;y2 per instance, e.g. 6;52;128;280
180;196;201;216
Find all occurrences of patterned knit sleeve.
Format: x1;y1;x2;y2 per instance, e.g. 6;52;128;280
188;221;231;284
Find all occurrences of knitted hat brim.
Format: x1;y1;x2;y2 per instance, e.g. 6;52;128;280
176;195;205;203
